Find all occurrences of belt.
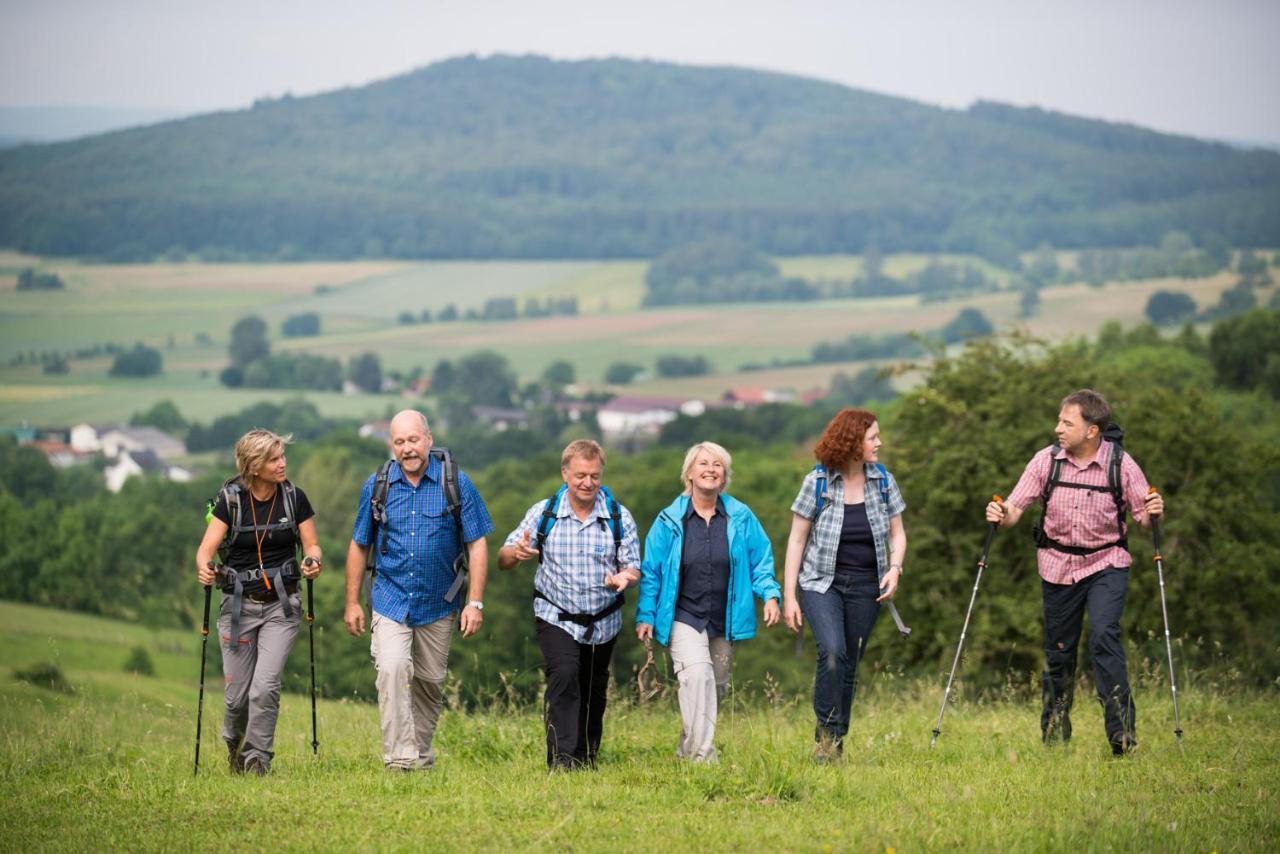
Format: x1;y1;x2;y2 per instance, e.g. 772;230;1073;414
246;583;298;603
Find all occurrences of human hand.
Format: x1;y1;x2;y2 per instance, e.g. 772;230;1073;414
876;567;900;603
985;498;1005;525
605;569;638;592
460;605;483;638
197;560;217;587
344;602;366;637
302;556;322;580
1144;487;1164;518
783;597;803;633
511;528;540;563
763;598;780;627
636;622;654;642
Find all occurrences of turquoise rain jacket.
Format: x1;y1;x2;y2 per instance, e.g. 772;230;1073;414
636;493;781;645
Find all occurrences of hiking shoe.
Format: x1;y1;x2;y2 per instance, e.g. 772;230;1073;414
1110;733;1138;757
227;744;244;774
813;728;843;764
1042;713;1072;746
242;755;269;776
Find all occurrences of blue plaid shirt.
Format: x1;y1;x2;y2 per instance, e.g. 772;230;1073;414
504;491;641;644
352;456;494;627
791;464;906;593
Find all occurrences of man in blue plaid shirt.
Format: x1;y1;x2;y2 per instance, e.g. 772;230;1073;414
499;439;641;770
344;410;493;771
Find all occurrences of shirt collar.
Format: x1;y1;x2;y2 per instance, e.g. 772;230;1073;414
1054;440;1107;469
683;495;726;520
557;488;608;519
826;462;884;482
390;454;439;485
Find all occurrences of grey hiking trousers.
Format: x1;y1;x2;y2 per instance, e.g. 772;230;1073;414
218;590;301;770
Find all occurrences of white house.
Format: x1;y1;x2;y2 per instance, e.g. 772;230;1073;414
596;395;706;442
104;450;193;493
99;426;186;460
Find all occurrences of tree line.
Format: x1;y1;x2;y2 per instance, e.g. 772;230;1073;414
3;310;1276;704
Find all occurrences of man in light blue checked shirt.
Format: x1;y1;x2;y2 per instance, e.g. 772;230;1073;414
499;439;641;770
344;410;493;771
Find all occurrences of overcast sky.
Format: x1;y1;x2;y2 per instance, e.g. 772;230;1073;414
2;0;1278;143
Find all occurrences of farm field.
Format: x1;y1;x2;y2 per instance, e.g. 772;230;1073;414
1;600;1275;851
0;250;1250;427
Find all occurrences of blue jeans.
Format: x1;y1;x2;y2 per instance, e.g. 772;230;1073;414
799;571;881;739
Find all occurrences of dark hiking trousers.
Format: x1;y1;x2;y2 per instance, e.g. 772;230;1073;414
536;619;616;769
1041;567;1135;747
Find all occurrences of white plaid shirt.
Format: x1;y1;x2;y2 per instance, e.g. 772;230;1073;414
504;490;641;644
791;464;907;593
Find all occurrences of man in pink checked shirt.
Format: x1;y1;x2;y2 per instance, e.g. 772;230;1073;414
985;389;1165;756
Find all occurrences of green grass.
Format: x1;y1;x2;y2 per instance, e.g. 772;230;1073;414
1;600;1276;850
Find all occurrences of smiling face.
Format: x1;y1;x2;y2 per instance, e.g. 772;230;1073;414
861;421;882;464
562;453;603;509
686;448;727;495
390;411;432;478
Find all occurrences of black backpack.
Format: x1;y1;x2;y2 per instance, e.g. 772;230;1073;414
1032;422;1129;555
366;447;469;603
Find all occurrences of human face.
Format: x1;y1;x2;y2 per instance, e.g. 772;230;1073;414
861;421;882;464
562;454;603;508
254;446;287;485
688;450;726;495
1055;404;1097;456
390;414;432;477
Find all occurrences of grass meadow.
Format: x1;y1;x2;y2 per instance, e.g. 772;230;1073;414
1;600;1276;852
0;248;1256;427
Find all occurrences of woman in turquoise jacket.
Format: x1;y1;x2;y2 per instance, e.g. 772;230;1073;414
636;441;781;762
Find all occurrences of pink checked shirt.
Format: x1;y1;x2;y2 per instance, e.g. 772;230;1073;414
1007;441;1152;586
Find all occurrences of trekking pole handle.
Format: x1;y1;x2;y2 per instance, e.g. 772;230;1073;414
979;495;1002;563
306;577;315;623
201;562;215;637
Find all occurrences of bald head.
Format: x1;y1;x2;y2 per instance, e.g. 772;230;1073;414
389;410;432;482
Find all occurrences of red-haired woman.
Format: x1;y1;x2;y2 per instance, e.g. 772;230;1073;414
782;408;907;760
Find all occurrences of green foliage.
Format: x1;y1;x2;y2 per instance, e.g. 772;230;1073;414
541;360;575;388
281;312;321;337
228;315;269;369
644;238;816;306
604;362;643;385
41;353;69;375
346;352;383;394
1208;308;1280;396
939;308;994;343
185;398;337;453
1199;282;1257;321
108;344;162;377
243;353;343;391
812;333;922;364
1144;290;1197;326
13;661;72;693
130;399;187;434
15;268;64;290
453;351;519;407
123;645;155;676
7;58;1275;260
655;354;710;377
828;367;897;406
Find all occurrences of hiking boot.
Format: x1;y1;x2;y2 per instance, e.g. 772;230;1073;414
1042;712;1072;746
1110;733;1138;757
242;755;269;776
227;744;244;774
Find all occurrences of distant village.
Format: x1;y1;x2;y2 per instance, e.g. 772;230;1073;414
8;384;827;490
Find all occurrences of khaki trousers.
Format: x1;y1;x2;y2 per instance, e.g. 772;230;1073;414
669;621;734;762
370;612;454;769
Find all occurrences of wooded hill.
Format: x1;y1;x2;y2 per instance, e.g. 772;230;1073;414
2;54;1278;260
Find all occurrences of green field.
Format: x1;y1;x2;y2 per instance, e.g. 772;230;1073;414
0;250;1255;427
0;600;1275;851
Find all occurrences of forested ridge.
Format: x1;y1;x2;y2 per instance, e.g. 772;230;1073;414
2;55;1277;260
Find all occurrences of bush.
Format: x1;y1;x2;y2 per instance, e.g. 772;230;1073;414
124;646;155;676
605;362;643;385
109;344;163;377
14;661;73;693
16;268;65;290
281;312;321;337
1145;290;1197;326
655;354;710;377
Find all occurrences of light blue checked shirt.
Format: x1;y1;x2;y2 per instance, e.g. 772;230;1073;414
504;490;641;644
352;456;494;627
791;464;906;593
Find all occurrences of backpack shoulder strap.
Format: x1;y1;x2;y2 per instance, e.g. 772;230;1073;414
874;463;891;507
813;464;829;514
1106;439;1128;535
369;459;394;560
1040;445;1063;506
432;447;464;530
281;479;301;554
599;485;624;561
536;485;567;563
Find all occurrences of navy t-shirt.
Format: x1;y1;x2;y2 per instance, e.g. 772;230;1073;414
834;502;877;575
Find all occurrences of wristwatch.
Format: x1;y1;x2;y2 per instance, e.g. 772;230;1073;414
467;600;484;611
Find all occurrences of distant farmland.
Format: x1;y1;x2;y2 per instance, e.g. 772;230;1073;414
0;250;1252;426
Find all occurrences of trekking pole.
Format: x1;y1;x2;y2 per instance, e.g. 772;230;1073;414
306;574;319;756
931;496;1001;747
1148;487;1184;748
194;567;214;776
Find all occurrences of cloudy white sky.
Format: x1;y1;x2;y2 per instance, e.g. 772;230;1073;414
2;0;1278;142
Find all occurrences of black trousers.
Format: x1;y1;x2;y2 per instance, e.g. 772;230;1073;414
1041;566;1135;745
535;619;616;768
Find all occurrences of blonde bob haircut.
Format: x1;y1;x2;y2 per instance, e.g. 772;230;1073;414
234;428;293;486
681;441;732;495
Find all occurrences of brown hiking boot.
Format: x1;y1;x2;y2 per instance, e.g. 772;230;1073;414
242;755;268;776
814;727;844;764
228;744;244;774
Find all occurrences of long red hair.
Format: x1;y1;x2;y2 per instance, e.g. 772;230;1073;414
813;408;877;472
